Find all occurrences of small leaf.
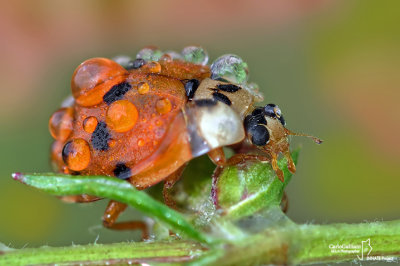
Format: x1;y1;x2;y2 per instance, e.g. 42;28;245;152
215;167;244;207
213;150;299;220
12;172;214;244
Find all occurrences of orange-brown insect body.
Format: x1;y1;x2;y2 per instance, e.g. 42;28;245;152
48;47;322;234
50;57;211;189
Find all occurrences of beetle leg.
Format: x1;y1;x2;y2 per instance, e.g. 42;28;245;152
102;200;149;239
284;151;296;174
229;140;258;154
224;153;270;167
162;164;187;209
207;147;226;166
59;194;102;203
271;152;285;182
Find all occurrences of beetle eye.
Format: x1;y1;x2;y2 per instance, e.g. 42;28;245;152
264;104;281;118
264;104;285;126
249;125;270;146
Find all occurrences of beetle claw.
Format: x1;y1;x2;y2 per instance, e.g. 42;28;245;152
271;154;285;182
285;151;296;174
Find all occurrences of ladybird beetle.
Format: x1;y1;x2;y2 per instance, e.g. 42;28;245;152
49;46;322;236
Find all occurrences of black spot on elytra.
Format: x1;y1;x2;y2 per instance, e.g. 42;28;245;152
217;84;241;93
91;122;111;151
126;59;145;70
184;79;200;99
212;92;232;106
250;125;270;146
103;82;132;105
113;163;131;180
194;99;217;107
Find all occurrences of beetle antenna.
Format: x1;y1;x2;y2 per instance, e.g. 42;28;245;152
285;128;323;144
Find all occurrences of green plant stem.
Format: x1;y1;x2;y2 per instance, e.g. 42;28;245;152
0;241;205;265
8;153;399;265
292;220;400;264
2;220;399;265
192;219;400;265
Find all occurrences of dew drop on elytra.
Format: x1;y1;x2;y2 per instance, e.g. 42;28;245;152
181;46;209;65
136;47;163;62
210;54;249;84
112;55;132;68
163;50;182;61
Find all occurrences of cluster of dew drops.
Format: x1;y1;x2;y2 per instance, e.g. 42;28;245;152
113;46;264;102
49;46;265;173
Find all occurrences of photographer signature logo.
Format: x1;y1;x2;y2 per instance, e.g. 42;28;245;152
329;238;395;262
357;239;372;260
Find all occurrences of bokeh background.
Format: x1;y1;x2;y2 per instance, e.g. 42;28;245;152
1;0;399;247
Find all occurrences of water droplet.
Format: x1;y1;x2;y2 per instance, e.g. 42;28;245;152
61;95;75;108
62;138;91;171
106;100;138;132
210;54;249;84
245;83;264;102
137;139;145;147
136;47;163;61
49;107;74;141
155;98;172;115
159;54;173;62
145;61;161;73
155;119;163;126
112;55;132;68
181;46;208;65
163;50;183;60
50;141;64;171
137;82;150;94
83;116;98;133
71;58;127;106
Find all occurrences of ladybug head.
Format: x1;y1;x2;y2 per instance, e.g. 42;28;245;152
244;103;322;180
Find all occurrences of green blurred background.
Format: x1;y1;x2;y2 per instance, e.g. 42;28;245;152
1;0;399;247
